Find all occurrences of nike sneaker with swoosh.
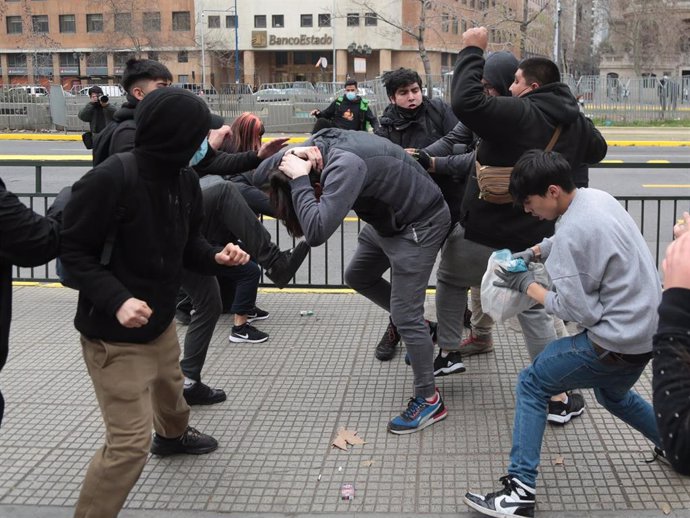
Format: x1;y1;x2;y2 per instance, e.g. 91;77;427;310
229;323;269;343
464;475;535;517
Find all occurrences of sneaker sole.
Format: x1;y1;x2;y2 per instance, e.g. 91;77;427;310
459;345;494;357
463;494;531;518
228;335;269;343
387;407;448;435
434;363;467;377
184;394;227;406
150;443;218;456
547;406;585;424
246;314;269;323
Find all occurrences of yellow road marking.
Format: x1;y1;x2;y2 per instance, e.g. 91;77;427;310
646;159;670;163
601;159;624;163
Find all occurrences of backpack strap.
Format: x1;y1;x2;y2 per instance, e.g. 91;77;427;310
100;152;137;266
545;125;562;151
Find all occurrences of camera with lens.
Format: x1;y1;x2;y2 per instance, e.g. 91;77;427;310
100;95;109;104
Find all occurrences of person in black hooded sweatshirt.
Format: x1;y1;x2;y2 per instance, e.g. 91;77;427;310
60;88;251;518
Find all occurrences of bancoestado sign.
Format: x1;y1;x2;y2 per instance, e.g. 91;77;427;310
251;31;333;48
269;34;333;45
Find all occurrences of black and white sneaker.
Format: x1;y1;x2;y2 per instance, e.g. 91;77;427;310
433;350;466;377
246;306;269;323
547;391;585;424
464;475;536;517
229;323;269;343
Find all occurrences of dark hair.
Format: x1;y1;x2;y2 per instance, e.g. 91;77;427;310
311;117;334;134
268;169;304;238
88;86;103;96
345;78;358;88
121;58;173;93
518;57;560;87
510;150;575;206
381;68;423;98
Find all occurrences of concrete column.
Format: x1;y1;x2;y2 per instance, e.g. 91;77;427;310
1;54;9;85
379;49;392;74
107;53;114;83
52;53;61;85
336;50;348;82
27;54;35;84
243;50;255;86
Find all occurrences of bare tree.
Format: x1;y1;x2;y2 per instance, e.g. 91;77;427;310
601;0;683;75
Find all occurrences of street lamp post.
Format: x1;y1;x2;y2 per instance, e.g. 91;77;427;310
200;12;206;90
234;0;240;84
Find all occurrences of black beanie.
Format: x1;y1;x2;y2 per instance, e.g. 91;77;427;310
483;51;519;97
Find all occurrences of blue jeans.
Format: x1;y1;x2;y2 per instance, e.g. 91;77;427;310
508;331;661;488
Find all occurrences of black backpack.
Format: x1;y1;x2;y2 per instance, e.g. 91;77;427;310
92;119;136;166
53;153;138;288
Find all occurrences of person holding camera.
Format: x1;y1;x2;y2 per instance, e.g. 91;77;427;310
78;86;116;144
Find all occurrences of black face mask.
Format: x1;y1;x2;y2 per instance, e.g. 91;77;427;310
396;104;422;120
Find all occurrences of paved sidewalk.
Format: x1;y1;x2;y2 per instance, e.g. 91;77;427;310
1;286;689;518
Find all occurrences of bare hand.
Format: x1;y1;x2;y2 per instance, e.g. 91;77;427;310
663;231;690;290
463;27;488;51
404;148;417;155
208;125;232;150
673;211;690;239
310;109;320;117
257;137;290;159
215;243;250;266
286;146;323;171
279;152;312;179
116;297;153;328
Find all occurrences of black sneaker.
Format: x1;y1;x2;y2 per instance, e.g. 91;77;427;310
375;319;401;361
246;306;270;323
464;475;536;517
433;350;466;377
229;323;269;343
183;382;227;406
464;307;473;329
150;426;218;456
547;391;585;424
265;241;310;288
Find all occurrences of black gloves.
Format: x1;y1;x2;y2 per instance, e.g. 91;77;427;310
493;266;538;293
411;149;432;171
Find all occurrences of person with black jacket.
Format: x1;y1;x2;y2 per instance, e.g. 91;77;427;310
0;180;61;428
61;88;251;518
372;67;458;362
450;27;608;423
310;78;379;132
78;85;116;135
653;225;690;476
255;128;451;435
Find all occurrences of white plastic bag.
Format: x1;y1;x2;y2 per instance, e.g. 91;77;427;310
480;249;550;322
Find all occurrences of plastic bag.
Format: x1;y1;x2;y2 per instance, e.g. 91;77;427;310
480;249;550;322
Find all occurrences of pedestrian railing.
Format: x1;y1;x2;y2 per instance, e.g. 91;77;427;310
6;159;690;287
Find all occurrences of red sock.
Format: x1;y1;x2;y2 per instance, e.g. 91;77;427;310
426;391;439;404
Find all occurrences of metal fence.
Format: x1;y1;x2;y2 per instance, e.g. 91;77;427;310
7;159;690;288
2;74;686;133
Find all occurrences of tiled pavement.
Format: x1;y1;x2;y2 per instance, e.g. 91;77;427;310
1;286;689;518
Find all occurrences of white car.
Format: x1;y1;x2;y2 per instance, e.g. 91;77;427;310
8;85;48;97
77;85;125;97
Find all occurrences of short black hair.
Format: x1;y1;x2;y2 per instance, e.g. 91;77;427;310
518;57;560;87
381;68;423;98
345;78;358;87
121;58;173;93
88;86;103;96
510;150;575;206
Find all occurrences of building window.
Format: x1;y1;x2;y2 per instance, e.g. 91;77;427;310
114;52;133;68
294;51;308;65
6;16;22;34
143;12;161;31
59;53;79;67
59;14;76;33
7;54;27;69
254;15;266;28
347;13;359;26
301;14;312;27
441;12;449;32
272;15;284;28
275;51;288;66
318;14;331;27
172;11;190;31
364;12;377;26
177;51;188;63
225;15;237;28
114;12;131;33
148;51;159;61
32;15;49;33
208;15;220;28
452;15;458;34
461;19;467;32
178;74;189;83
86;14;103;33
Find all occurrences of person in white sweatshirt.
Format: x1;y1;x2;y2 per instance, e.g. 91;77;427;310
464;149;663;518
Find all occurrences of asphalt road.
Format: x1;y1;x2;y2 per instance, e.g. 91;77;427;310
0;139;688;197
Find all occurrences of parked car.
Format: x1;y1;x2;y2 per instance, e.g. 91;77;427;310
8;85;48;97
253;82;317;103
